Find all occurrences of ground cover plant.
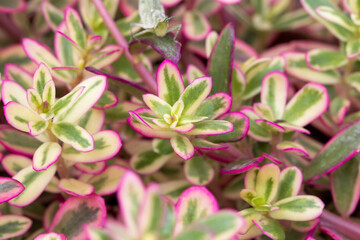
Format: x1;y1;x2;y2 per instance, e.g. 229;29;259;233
1;0;360;239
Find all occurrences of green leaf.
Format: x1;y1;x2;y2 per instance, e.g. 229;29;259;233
143;94;172;117
88;165;126;196
284;52;340;84
329;96;350;125
346;72;360;93
196;93;232;120
303;119;360;180
157;60;184;105
0;215;32;240
253;218;285;240
170;135;194;160
152;139;173;154
131;150;171;174
207;24;235;94
160;180;191;202
94;90;118;109
55;23;79;67
331;155;360;216
283;83;328;127
302;0;355;41
346;39;360;58
190;120;233;136
184;156;214;186
51;122;94;152
270;195;324;221
243;57;284;100
9;165;56;207
306;49;347;71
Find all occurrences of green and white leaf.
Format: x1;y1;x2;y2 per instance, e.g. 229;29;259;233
307;49;347;71
143;94;172;117
0;215;32;240
42;2;64;31
88;165;126;196
184;156;214;186
4;102;42;133
33;142;62;171
58;178;94;196
255;164;280;203
275;167;302;201
170;135;194;160
253;218;285;240
131;150;171;174
65;7;87;49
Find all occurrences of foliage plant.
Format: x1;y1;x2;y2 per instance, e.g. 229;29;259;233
4;0;360;239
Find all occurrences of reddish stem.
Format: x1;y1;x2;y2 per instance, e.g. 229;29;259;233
92;0;157;94
320;210;360;239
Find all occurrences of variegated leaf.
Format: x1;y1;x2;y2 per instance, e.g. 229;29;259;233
261;71;288;119
184;156;214;186
42;80;56;107
58;178;94;197
183;11;211;41
220;157;263;175
306;49;347;71
33;63;53;97
33;142;62;171
26;89;42;111
330;96;350;125
205;31;218;58
34;232;67;240
291;218;319;233
87;165;126;196
175;186;218;233
196;93;232;120
241;107;271;142
94;90;118;109
42;2;64;31
186;64;204;84
157;60;184;105
0;215;32;240
117;170;145;236
0;125;42;156
283;52;340;84
232;66;246;104
192;138;226;150
51;122;94;152
53;75;107;123
180;77;212;115
0;177;24;203
253;218;285;240
64;7;86;49
9;165;56;207
253;103;274;121
52;86;84;116
55;22;80;67
160;180;192;202
4;64;32;89
4;102;41;133
28;119;49;136
143;94;172;117
255;164;280;203
87;45;122;69
283;83;328;127
269;195;324;221
62;130;121;163
170;135;194;160
152;138;173;154
1;80;28;106
48;195;106;239
275;167;302;201
105;101;142;123
238;208;262;234
131;150;171;174
74;162;106;174
1;154;31;176
276;141;309;157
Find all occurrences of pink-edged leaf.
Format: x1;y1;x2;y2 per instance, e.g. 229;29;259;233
32;63;53;96
330;96;350;125
183;11;211;41
275;167;302;201
87;45;123;69
0;177;24;203
42;2;64;31
160;180;192;203
1;154;31;176
175;186;219;233
33;142;62;171
26;88;42;111
74;162;106;175
161;0;182;7
4;64;32;89
94;90;118;110
220;157;264;175
62;130;121;163
34;232;67;240
255;119;286;132
22;38;71;83
186;64;204;84
189;120;233;136
117;170;145;236
207;23;235;95
184;156;215;186
208;112;249;143
0;0;26;13
238;208;262;236
0;215;32;239
217;0;242;4
1;80;29;108
105;100;143;123
131;150;171;174
262;153;282;164
143;94;172;117
261;71;288;120
192;138;227;150
241;107;271;142
303;119;360;181
205;31;218;58
291;218;320;233
331;155;360;216
277;122;310;134
253;218;285;240
269;195;324;221
276;141;309;157
170;135;194;160
173;123;194;133
253;103;274;121
43;202;60;230
48;194;106;239
0;44;36;72
0;125;42;156
256;163;280;203
157;60;184;105
53;75;107;123
196;93;232;120
55;22;80;67
64;7;87;49
87;165;126;196
58;178;94;197
9;165;56;207
232;66;246;105
4;101;41;133
51;122;94;152
283;83;329;127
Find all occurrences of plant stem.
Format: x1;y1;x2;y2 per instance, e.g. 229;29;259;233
57;156;69;179
92;0;157;94
320;210;360;239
